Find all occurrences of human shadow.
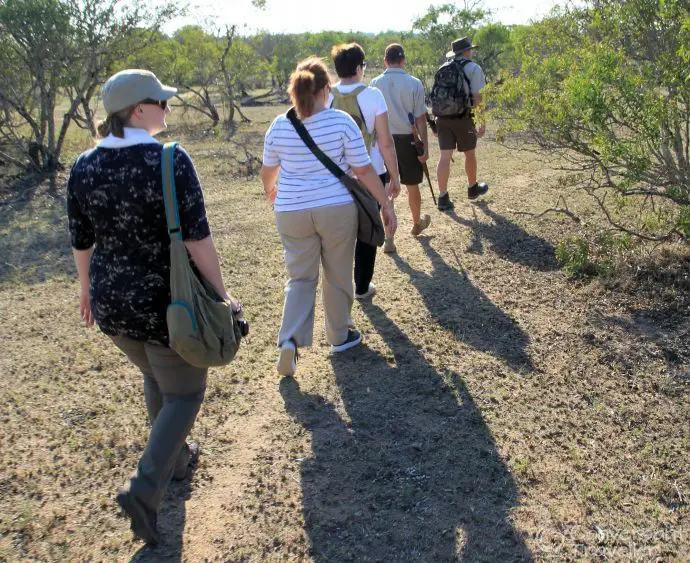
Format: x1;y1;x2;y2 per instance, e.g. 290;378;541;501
128;472;197;562
280;303;533;562
393;238;534;372
446;201;557;272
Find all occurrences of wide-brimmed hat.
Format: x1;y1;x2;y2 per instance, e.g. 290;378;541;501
446;37;478;58
101;69;177;114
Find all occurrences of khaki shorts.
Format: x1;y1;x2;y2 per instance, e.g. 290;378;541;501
436;114;477;152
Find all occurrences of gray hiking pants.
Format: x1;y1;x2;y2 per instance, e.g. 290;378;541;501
110;336;207;511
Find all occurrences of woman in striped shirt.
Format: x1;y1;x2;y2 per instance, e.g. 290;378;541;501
262;57;396;377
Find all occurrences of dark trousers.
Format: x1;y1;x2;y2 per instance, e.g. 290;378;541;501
110;336;207;511
354;239;377;294
354;172;387;294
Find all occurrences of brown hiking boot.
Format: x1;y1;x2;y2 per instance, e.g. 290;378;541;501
410;214;431;236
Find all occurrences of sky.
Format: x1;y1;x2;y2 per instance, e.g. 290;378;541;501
164;0;562;35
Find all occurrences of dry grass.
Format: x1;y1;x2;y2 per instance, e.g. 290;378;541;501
0;104;688;562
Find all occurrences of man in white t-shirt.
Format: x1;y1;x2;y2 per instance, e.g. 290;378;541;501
329;43;402;299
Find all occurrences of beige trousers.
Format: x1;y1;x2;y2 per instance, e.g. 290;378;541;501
275;202;357;347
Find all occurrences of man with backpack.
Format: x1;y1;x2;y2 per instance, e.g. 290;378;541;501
370;43;432;251
329;43;401;299
430;37;488;211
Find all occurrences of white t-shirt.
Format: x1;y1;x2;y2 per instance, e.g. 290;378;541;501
263;109;371;213
328;82;388;175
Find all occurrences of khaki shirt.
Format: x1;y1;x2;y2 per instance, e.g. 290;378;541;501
370;68;427;135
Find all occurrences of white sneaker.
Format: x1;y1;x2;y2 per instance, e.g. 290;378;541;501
276;339;297;376
355;283;377;300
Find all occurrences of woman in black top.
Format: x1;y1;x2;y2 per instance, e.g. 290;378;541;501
67;69;238;545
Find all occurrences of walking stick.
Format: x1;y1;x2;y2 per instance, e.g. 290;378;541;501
408;113;436;206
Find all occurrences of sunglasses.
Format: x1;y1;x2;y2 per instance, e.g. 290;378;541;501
361;61;367;69
140;98;168;110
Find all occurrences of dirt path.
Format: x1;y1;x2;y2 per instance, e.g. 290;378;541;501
0;126;688;562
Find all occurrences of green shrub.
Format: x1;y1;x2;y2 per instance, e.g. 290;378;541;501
679;206;690;240
556;236;595;278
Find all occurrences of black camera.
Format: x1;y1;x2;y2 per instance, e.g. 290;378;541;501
414;140;425;157
237;319;249;338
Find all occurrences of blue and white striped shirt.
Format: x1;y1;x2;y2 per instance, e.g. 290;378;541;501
263;109;371;212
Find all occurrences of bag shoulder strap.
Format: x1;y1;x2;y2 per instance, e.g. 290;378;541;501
456;59;474;106
329;86;374;149
286;108;345;180
161;141;183;241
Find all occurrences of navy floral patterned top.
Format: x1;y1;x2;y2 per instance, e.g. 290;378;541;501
67;134;210;344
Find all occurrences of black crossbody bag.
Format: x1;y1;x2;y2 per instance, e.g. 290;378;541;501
286;107;385;247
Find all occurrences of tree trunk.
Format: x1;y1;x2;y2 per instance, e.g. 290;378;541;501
203;88;220;125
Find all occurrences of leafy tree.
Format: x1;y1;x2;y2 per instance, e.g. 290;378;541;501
412;1;488;67
270;34;301;89
171;25;224;124
0;0;177;172
219;26;267;121
472;23;511;81
489;0;690;241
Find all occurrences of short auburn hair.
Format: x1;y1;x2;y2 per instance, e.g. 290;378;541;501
331;43;365;79
288;57;331;119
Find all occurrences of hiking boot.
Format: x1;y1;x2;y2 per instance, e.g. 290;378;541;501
331;329;362;353
383;237;397;254
410;214;431;236
468;182;489;200
173;442;200;481
276;339;298;376
437;192;455;211
116;489;160;546
355;283;376;300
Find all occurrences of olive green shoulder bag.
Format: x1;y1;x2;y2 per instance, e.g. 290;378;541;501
161;142;243;368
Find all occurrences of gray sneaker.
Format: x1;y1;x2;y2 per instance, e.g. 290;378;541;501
411;214;431;236
383;237;397;253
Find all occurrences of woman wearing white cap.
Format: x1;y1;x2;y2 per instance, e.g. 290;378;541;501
67;69;239;545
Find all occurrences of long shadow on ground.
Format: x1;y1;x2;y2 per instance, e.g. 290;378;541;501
446;201;557;271
393;237;534;372
128;473;196;562
280;303;533;562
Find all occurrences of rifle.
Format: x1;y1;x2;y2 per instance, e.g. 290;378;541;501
407;113;436;206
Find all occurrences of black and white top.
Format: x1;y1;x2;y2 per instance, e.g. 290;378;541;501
67;128;210;344
262;109;371;212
